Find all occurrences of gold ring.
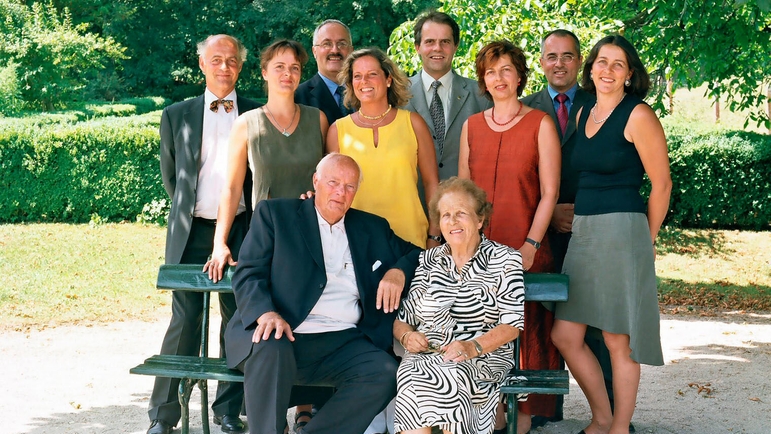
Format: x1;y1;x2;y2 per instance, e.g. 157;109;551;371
456;350;462;356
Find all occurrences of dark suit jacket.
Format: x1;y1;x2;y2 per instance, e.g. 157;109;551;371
225;198;422;368
295;73;346;126
521;87;594;204
159;93;262;264
405;71;491;180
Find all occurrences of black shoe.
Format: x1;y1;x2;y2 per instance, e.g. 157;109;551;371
213;415;247;433
629;422;636;433
147;420;173;434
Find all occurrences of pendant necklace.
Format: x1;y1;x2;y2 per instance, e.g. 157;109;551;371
591;94;626;124
264;103;298;137
491;102;523;126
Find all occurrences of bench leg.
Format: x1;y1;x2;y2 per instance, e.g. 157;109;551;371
179;378;194;434
506;396;517;434
199;379;210;434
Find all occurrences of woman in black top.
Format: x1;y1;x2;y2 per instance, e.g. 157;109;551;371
551;35;672;434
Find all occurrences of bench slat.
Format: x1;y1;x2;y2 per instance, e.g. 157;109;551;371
130;355;243;383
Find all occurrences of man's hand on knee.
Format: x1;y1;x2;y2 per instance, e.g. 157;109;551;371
253;311;294;343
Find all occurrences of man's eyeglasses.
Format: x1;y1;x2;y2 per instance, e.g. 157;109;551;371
543;54;577;65
314;41;350;51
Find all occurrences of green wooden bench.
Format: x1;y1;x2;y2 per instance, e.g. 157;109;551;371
131;264;569;434
501;273;570;434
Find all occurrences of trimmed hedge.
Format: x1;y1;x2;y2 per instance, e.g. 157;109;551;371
664;130;771;229
0;116;164;223
1;113;770;229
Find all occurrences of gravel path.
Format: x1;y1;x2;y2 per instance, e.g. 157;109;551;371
2;311;769;434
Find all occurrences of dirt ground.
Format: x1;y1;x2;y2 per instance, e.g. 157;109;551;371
2;310;769;434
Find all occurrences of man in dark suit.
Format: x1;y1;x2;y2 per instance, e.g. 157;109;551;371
523;29;633;432
295;19;354;125
225;153;421;434
405;11;490;182
149;34;261;434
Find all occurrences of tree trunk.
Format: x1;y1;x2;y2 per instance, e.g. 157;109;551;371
714;92;721;124
667;79;674;114
767;81;770;134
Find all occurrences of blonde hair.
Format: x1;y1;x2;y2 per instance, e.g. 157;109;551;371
338;47;411;110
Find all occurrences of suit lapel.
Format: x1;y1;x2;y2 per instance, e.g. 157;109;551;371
447;72;469;130
408;76;434;135
298;199;325;271
311;74;343;119
344;212;371;300
185;95;205;171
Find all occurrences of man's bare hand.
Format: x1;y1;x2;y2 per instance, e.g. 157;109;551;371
550;203;574;233
376;268;406;313
203;245;236;283
253;311;294;343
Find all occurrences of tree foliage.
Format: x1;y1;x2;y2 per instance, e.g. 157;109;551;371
390;0;771;127
0;1;126;110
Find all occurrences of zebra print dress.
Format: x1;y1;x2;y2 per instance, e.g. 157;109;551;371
393;236;525;434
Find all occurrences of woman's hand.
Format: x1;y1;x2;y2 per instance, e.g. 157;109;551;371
203;244;235;283
401;331;429;353
442;340;477;363
518;242;536;271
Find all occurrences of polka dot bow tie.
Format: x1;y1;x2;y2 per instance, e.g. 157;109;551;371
209;99;234;113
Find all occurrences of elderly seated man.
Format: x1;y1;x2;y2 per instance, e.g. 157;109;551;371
225;153;422;434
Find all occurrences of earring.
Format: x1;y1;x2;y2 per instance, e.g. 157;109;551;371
625;79;631;87
590;72;593;80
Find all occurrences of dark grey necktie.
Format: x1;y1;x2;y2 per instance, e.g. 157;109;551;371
335;86;347;115
429;80;445;158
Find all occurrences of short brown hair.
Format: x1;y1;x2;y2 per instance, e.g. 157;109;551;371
428;177;493;232
581;34;650;98
259;39;309;72
338;47;411;110
475;40;529;99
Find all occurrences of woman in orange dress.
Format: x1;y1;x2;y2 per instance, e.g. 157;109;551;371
459;40;561;434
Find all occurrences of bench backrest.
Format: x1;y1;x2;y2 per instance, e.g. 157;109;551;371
157;264;569;302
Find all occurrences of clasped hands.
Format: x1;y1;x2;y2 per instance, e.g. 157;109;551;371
401;331;478;363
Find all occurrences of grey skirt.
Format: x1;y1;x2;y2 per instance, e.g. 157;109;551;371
555;212;663;366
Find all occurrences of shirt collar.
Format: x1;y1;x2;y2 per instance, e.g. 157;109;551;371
318;73;342;97
315;207;346;232
205;88;237;105
547;83;578;102
420;69;453;93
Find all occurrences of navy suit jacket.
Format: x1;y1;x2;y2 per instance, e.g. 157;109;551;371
159;94;262;264
225;198;421;368
521;87;594;204
295;73;346;126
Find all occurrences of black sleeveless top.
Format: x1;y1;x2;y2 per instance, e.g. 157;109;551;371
572;94;646;216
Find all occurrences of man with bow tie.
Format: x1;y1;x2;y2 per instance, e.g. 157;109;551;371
148;34;261;434
225;153;421;434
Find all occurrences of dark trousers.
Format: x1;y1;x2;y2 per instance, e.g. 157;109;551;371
550;230;615;408
148;214;248;425
237;328;397;434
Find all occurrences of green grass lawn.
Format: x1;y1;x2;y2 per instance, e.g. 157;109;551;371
0;223;168;331
1;223;770;330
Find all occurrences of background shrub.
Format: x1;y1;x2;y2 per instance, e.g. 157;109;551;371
0;114;165;223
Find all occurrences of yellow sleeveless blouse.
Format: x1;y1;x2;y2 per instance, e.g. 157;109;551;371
336;109;428;248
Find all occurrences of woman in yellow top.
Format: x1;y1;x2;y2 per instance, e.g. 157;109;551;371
327;47;440;248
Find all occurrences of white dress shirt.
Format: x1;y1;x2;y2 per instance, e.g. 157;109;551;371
294;209;362;333
194;88;246;219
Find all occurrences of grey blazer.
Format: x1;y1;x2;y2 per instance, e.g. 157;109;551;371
405;71;491;180
159;94;262;264
522;87;594;203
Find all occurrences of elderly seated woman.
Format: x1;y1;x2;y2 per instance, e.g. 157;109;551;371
392;177;525;434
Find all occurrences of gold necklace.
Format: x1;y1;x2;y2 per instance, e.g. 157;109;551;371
358;104;392;120
264;103;298;137
590;94;626;124
491;102;523;126
358;110;391;127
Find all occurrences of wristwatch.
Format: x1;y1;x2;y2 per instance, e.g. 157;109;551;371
524;237;541;249
427;234;443;243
